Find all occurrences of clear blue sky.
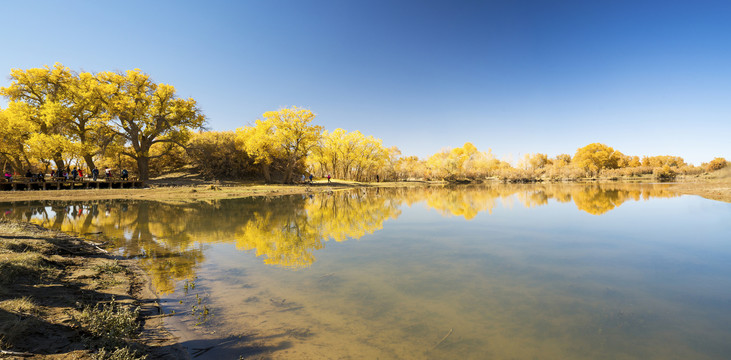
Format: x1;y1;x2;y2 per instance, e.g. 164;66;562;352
1;0;729;165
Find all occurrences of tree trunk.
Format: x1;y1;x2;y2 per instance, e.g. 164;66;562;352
136;156;150;181
53;155;65;173
283;163;294;184
261;163;272;183
83;153;96;172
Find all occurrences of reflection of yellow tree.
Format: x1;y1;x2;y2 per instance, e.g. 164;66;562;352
568;184;679;215
234;192;401;268
235;211;323;268
307;192;401;241
571;187;623;215
386;183;679;217
17;201;206;294
424;186;498;219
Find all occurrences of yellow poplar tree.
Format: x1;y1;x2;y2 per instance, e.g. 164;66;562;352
0;104;36;171
236;119;279;182
572;143;622;176
97;69;205;180
238;107;322;183
0;63;74;170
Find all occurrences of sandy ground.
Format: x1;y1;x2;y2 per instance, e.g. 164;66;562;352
0;180;431;203
668;178;731;203
0;221;188;359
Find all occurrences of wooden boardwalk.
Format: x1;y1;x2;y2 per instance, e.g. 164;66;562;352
1;178;145;191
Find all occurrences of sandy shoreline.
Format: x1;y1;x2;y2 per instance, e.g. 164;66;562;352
0;220;188;359
0;178;729;203
0;180;431;203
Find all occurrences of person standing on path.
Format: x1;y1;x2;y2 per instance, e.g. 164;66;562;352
92;168;99;181
327;174;331;183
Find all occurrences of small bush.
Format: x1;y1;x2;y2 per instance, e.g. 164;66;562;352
653;165;677;182
77;297;140;347
93;260;125;275
91;346;148;360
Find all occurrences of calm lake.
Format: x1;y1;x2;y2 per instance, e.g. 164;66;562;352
3;183;731;359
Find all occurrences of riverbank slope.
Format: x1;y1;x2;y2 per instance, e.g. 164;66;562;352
0;220;186;359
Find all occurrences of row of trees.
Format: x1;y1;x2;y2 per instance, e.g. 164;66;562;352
1;64;727;183
0;63;204;180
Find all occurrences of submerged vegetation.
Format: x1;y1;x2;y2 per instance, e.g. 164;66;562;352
1;64;727;184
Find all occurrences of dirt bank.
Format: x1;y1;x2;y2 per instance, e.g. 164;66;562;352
669;179;731;203
0;220;187;359
0;178;729;204
0;180;430;203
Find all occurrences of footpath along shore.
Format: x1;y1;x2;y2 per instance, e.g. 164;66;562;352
0;178;728;358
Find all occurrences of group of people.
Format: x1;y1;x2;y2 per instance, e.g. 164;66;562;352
299;174;338;184
298;174;380;184
3;167;130;182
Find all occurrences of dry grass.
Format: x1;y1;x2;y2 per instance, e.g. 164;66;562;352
91;346;148;360
0;296;44;347
0;219;178;358
0;296;41;316
0;252;55;284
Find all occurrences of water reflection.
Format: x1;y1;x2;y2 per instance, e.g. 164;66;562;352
2;183;680;293
2;183;729;359
235;191;401;268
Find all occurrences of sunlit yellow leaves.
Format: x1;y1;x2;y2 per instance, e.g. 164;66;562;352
426;143;504;180
236;107;322;183
572;143;622;176
96;68;205;180
309;128;391;181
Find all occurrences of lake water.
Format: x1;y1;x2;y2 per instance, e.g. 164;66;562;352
3;183;731;359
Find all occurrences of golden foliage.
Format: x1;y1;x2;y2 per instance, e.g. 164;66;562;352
572;143;622;176
236;107;322;183
706;157;727;172
187;131;256;179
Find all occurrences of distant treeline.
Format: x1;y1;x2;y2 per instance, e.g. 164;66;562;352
0;64;727;182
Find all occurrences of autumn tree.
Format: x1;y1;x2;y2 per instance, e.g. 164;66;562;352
572;143;622;176
97;69;205;180
237;107;322;183
641;155;686;168
394;156;425;180
0;63;75;170
0;104;35;171
63;71;114;170
706;157;727;172
236;119;278;182
187;131;256;179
